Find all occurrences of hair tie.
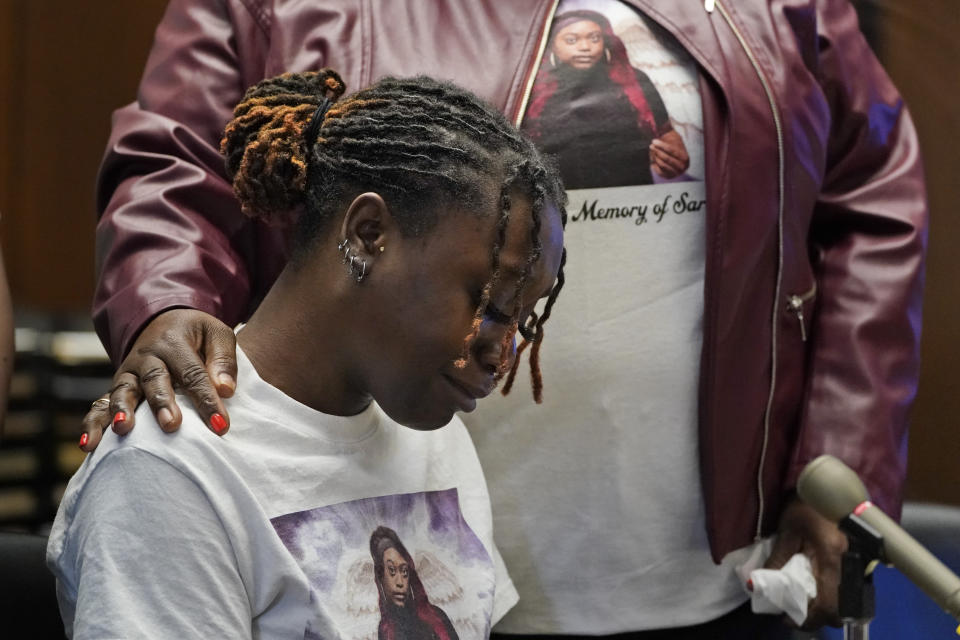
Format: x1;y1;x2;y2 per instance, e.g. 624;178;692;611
303;97;332;145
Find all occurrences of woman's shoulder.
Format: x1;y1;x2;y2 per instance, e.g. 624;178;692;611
50;399;270;562
53;399;238;526
119;397;227;460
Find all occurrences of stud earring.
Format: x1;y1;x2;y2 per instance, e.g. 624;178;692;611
379;246;385;253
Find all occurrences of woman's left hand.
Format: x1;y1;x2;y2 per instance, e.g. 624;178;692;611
650;129;690;178
764;497;849;630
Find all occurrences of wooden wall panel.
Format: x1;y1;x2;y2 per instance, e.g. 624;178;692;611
0;0;167;312
0;1;24;257
876;0;960;506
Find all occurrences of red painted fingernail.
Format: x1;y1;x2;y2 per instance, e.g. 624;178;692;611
210;413;227;434
113;411;126;425
78;433;89;448
746;578;754;592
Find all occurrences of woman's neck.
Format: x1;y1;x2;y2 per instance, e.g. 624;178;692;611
237;265;372;416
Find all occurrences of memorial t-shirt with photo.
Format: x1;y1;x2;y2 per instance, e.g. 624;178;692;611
462;0;754;633
48;346;518;639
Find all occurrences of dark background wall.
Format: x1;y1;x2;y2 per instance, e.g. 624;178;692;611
0;0;957;504
874;0;960;506
0;1;169;312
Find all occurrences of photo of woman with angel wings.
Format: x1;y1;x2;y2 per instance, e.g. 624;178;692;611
371;526;459;640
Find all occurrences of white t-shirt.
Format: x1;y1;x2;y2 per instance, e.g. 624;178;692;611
463;0;752;633
47;346;517;639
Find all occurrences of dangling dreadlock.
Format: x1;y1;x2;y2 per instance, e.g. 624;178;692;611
220;69;567;402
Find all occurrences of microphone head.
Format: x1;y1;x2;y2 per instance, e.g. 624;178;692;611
797;455;870;522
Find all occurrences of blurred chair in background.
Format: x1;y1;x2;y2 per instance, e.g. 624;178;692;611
0;237;13;437
0;531;65;639
0;312;111;533
0;301;107;636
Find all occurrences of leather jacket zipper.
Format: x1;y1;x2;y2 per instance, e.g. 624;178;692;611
787;283;817;342
514;0;561;127
708;0;787;542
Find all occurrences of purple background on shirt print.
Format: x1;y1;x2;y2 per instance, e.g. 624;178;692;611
270;487;491;594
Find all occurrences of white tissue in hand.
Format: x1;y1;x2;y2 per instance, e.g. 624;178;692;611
746;553;817;626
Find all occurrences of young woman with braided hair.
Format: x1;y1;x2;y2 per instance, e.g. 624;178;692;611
48;70;566;639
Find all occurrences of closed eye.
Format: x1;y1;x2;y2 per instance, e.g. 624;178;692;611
485;303;536;342
484;303;511;325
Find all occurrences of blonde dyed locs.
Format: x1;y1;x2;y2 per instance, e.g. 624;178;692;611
221;70;346;227
221;69;567;401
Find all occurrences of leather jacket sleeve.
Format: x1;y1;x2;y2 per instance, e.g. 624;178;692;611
787;0;928;519
93;0;265;363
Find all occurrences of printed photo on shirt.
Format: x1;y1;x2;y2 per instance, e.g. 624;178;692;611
271;488;494;640
370;526;459;640
523;0;703;189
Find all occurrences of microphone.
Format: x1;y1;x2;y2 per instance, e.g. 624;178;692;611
797;454;960;622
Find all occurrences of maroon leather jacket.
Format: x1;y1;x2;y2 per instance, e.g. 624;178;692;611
93;0;927;560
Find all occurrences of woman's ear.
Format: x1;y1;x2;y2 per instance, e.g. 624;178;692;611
337;193;394;283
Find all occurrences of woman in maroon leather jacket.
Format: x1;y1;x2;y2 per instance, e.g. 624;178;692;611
81;0;926;635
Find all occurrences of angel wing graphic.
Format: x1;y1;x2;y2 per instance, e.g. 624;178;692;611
322;549;489;640
328;556;380;640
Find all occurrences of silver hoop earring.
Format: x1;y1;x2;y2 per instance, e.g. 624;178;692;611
357;259;366;283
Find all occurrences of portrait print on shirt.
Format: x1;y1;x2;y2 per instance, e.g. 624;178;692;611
522;0;705;234
523;1;701;189
271;489;492;640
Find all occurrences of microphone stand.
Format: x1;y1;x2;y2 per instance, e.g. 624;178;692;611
837;514;886;640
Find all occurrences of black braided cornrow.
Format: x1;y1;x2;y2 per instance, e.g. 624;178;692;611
499;158;568;401
454;161;522;370
502;247;567;402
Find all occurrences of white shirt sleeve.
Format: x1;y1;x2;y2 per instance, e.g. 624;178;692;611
50;447;252;639
490;539;520;625
444;419;519;625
